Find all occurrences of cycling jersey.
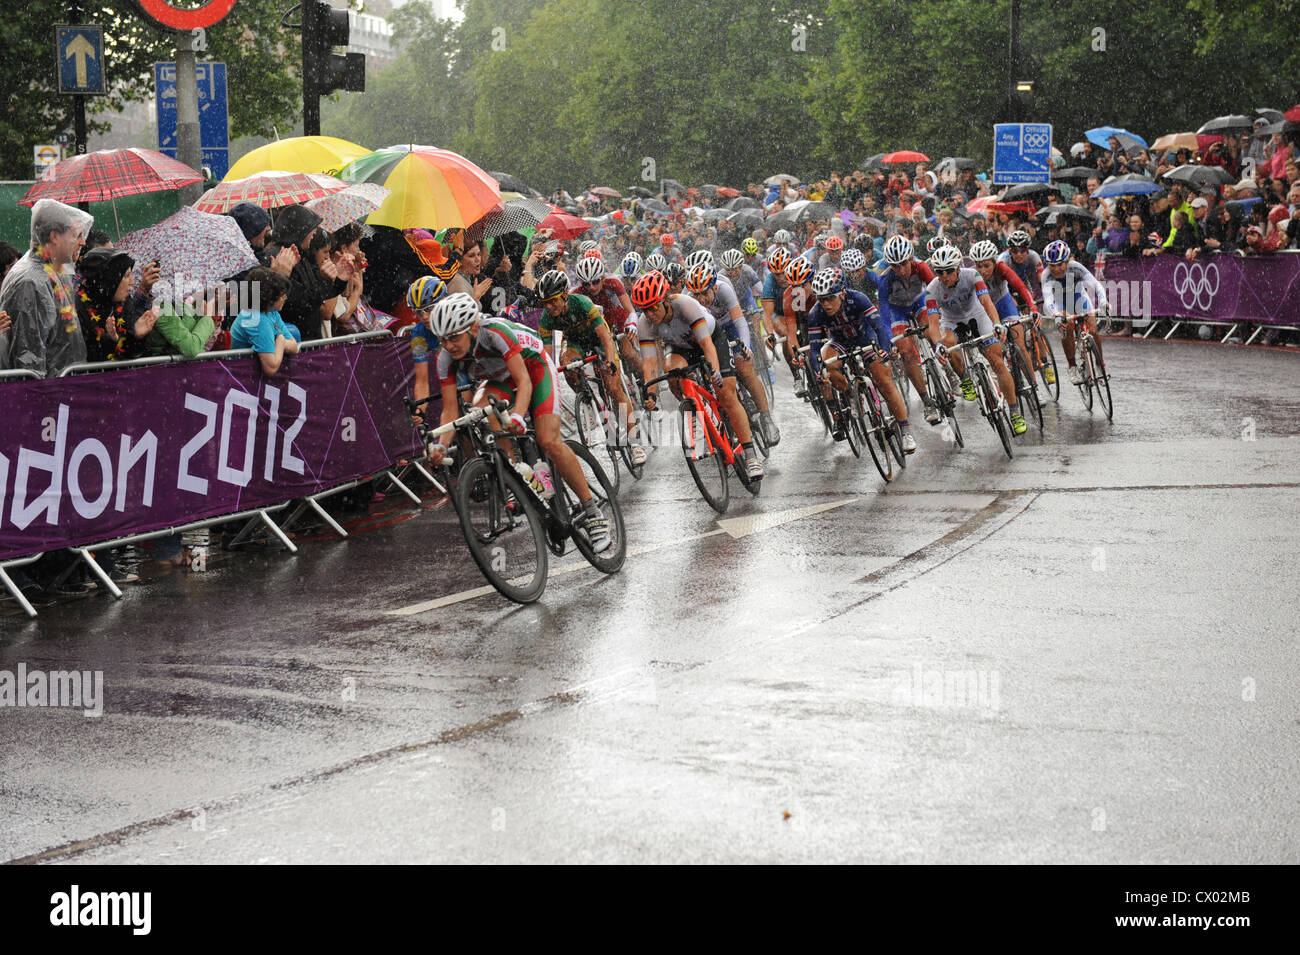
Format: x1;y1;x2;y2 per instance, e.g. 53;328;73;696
581;277;630;332
729;264;762;312
538;292;608;353
997;248;1043;299
633;293;715;352
700;277;752;350
862;259;936;328
982;260;1035;310
760;272;786;317
436;318;559;416
806;290;891;373
926;269;995;336
1041;260;1108;316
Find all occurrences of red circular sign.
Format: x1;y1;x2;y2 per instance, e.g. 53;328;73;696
136;0;238;31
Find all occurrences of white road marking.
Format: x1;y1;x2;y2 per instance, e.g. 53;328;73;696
714;497;860;538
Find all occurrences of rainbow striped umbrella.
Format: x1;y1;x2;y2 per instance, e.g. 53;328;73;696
338;146;501;230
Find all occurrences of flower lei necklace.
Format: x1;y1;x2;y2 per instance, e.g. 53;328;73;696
78;286;131;360
39;244;77;335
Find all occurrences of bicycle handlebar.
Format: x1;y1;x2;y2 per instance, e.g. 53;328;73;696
644;360;710;389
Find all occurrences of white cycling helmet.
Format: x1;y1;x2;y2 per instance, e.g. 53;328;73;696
620;251;642;276
684;248;714;271
645;252;668;273
720;248;745;269
575;255;605;285
427;292;480;338
928;245;963;271
1043;240;1071;264
579;239;599;253
1007;229;1032;248
773;229;793;245
969;240;1000;262
883;234;915;265
840;248;867;271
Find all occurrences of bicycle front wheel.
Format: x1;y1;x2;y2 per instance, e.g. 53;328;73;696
925;359;963;449
562;440;627;573
1008;342;1043;432
679;398;730;513
857;381;894;482
1030;325;1060;401
451;457;549;603
1088;338;1113;421
975;365;1014;460
842;385;862;458
1076;347;1094;411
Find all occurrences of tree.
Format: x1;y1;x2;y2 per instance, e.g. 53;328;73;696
0;1;300;180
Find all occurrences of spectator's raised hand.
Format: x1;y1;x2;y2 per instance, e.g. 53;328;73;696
319;255;340;281
133;308;159;339
271;244;299;276
140;260;162;294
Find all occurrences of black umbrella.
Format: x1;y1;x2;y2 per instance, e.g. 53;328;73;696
1163;165;1236;187
638;198;672;216
936;157;978;172
661;178;686;197
702;208;731;221
480;196;551;237
726;196;762;211
859;152;889;172
726;207;765;224
776;199;837;224
1052;166;1096;184
1000;182;1061;201
628;186;655;199
488;171;540;196
1196;115;1253;134
699;184;721;195
1035;204;1099;222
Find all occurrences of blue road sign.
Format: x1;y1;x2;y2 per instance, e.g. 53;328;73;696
993;123;1053;184
156;62;229;178
56;25;106;95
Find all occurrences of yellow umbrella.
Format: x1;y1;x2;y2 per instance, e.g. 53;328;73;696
224;136;371;181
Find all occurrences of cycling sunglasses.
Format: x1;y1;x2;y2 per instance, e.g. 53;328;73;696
934;266;958;275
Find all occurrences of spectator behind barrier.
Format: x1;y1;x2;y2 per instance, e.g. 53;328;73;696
231;267;299;376
76;247;158;362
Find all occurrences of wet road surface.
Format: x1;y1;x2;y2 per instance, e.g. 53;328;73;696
3;336;1299;863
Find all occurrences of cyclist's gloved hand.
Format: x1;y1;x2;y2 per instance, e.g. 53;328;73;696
993;323;1007;340
1053;312;1066;330
604;359;618;376
508;412;528;434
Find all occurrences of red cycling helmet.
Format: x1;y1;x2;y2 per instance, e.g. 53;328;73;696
825;235;844;252
631;270;670;309
785;257;812;286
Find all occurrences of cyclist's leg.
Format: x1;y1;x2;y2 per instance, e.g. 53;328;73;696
820;343;847;400
983;340;1017;406
561;344;584;389
995;293;1033;371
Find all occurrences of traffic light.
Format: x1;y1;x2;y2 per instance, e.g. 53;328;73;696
301;0;364;135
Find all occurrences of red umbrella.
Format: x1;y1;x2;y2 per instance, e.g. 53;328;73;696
1285;104;1300;121
194;170;347;213
589;186;622;199
882;150;931;164
20;146;203;207
538;207;593;239
716;186;741;198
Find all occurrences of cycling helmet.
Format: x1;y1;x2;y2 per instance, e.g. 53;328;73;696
406;275;447;311
969;240;1000;262
630;271;669;309
1043;240;1071;264
853;234;875;252
581;248;603;260
684;248;714;271
579;240;599;253
1007;229;1032;248
620;251;642;277
427;292;480;338
811;267;845;297
686;263;718;294
661;233;675;246
883;234;915;265
663;262;687;285
767;247;792;274
741;237;759;255
720;248;745;269
928;245;963;271
785;258;812;286
925;235;951;255
645;252;668;272
825;235;844;252
840;248;867;272
814;231;829;250
575;256;605;285
773;229;793;245
536;269;570;301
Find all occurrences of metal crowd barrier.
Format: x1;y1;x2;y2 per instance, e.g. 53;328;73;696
2;329;444;620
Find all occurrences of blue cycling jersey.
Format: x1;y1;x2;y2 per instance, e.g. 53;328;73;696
861;263;931;328
806;290;890;373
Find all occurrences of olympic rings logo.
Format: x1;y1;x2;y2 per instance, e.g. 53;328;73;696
1172;261;1220;310
1023;132;1049;149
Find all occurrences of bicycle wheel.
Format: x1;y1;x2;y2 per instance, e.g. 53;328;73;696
1087;338;1113;421
561;440;627;573
722;412;761;496
1075;346;1094;411
619;373;647;480
576;391;621;493
1029;324;1060;401
857;381;894;482
1007;342;1043;432
926;360;963;449
886;417;907;467
841;385;862;458
679;398;730;513
891;357;912;410
451;456;549;603
975;364;1014;459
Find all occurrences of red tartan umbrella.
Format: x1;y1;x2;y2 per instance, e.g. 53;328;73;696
194;170;347;213
882;150;931;164
538;207;593;239
19;147;203;208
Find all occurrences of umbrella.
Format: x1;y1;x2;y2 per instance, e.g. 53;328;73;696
480;196;551;237
859;152;889;171
304;182;392;231
1255;108;1285;124
1196;115;1253;134
964;195;999;214
768;199;837;227
537;207;592;239
882;150;930;163
194;170;347;213
764;173;799;186
1000;182;1061;201
339;146;501;230
1257;121;1285;137
1085;126;1148;151
726;196;762;210
702;208;731;221
1091;174;1162;198
1162;165;1236;188
1150;132;1199;152
1285;105;1300;122
628;186;655;199
936;157;978;172
489;171;540;196
1052;166;1097;184
698;184;721;196
661;178;686;197
589;186;622;199
116;206;258;303
637;198;672;216
1035;204;1099;222
224;136;370;181
716;186;741;198
727;207;765;225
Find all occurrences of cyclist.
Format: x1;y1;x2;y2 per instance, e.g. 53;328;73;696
619;251;643;288
652;233;683;264
424;293;612;551
997;230;1043;307
534;269;646;466
817;234;844;271
663;261;688;295
687;262;780;446
1040;240;1108;386
645;252;668;275
840;248;871;299
861;234;942;425
575;254;641;374
783;256;815;347
761;247;797;378
741;236;763;273
629;271;764;479
407;275;452;419
772;229;796;256
925;245;1027;435
807;268;917;453
967;239;1052;385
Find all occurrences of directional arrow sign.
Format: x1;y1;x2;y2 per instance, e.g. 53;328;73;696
55;25;106;95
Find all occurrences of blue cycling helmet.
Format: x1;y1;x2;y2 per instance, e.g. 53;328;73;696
1043;240;1071;264
810;267;846;297
620;251;642;277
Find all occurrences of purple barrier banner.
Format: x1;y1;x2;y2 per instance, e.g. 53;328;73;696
1103;252;1300;324
0;339;420;561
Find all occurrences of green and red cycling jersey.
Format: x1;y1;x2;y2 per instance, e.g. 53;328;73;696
436;317;558;415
